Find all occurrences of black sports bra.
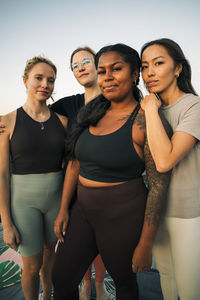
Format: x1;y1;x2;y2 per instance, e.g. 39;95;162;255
75;104;145;182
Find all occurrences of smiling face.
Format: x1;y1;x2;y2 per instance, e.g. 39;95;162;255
71;50;97;87
97;51;137;103
23;62;56;102
141;44;181;96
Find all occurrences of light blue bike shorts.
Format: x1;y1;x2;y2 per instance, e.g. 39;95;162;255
10;171;63;257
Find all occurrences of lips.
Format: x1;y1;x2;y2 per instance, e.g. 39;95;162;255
103;85;118;91
37;91;49;97
146;80;158;87
79;73;89;78
38;90;48;94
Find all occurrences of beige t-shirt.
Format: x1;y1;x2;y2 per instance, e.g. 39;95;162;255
161;93;200;218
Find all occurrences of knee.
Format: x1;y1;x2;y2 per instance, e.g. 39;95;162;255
22;254;43;277
23;262;42;277
52;260;68;289
52;261;79;293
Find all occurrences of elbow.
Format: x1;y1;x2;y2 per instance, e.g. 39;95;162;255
155;161;173;173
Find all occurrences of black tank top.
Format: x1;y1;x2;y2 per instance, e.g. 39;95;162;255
10;107;66;174
75;104;145;182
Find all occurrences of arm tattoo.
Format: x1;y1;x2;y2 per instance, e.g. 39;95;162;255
117;114;131;121
134;112;146;130
144;138;171;226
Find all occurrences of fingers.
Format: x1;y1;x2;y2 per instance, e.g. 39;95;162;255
15;232;21;247
132;263;151;273
6;238;18;250
54;220;67;243
54;224;64;242
4;227;21;249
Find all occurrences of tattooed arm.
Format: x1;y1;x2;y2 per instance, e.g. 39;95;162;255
132;112;171;273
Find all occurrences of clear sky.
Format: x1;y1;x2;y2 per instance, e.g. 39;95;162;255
1;0;200;114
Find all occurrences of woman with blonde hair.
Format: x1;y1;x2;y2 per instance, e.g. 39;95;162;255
0;56;67;300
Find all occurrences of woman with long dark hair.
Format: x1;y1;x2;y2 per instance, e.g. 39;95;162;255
51;46;109;300
140;38;200;300
52;43;171;300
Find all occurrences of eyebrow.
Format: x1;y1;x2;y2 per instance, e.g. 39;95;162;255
97;61;124;68
142;55;165;63
72;57;92;64
34;73;54;77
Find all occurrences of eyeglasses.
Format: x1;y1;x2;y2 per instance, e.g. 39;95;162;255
71;58;93;72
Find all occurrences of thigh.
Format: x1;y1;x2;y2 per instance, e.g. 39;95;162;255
80;179;147;284
96;210;143;284
168;216;200;300
52;202;98;288
22;251;43;273
153;218;178;300
44;190;62;244
11;175;46;256
11;200;44;257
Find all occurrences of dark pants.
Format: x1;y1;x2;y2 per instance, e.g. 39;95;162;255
52;177;147;300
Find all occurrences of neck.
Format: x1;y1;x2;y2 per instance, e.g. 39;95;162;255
84;83;100;104
109;96;138;112
23;99;49;114
159;85;185;106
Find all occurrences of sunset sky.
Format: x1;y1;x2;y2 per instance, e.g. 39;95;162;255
1;0;200;114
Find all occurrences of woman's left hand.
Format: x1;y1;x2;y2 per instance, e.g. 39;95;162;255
140;94;161;112
132;244;152;273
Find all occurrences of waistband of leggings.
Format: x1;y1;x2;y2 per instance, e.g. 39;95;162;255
77;176;143;191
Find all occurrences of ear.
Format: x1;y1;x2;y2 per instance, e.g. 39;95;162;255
175;64;183;78
132;70;139;85
23;77;27;88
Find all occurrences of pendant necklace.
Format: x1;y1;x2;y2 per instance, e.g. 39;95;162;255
23;104;49;131
40;122;45;130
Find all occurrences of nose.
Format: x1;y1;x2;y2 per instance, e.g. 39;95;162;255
147;64;155;77
41;79;48;88
78;63;85;72
104;69;113;81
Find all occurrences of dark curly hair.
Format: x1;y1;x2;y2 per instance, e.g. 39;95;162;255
67;43;143;160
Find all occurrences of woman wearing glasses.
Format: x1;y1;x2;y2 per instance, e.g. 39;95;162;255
51;47;109;300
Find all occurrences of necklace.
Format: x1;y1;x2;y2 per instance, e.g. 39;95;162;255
23;104;50;131
40;122;45;130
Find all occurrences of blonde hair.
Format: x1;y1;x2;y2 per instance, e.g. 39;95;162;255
23;56;57;79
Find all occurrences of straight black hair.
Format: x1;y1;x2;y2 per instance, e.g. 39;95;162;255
141;38;197;95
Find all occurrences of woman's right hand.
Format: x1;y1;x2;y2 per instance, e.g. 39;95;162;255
3;224;21;249
54;210;69;242
0;116;6;133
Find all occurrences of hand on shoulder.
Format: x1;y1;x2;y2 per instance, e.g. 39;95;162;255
0;111;17;137
55;113;68;130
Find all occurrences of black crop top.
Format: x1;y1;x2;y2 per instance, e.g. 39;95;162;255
10;107;66;174
75;104;145;182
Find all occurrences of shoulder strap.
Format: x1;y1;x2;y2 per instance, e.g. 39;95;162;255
129;103;140;123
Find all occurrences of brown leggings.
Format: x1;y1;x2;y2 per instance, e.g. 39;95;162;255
52;177;147;300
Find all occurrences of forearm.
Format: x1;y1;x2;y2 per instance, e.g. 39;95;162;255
0;175;12;227
59;160;80;212
141;138;171;247
145;106;172;171
138;187;166;248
